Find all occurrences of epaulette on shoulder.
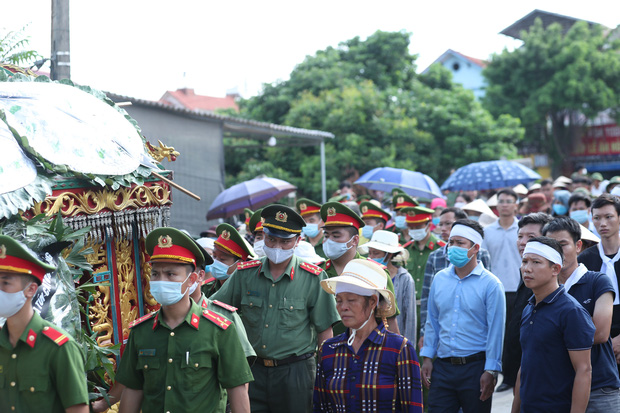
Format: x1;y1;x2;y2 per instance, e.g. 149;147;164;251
129;312;157;329
437;239;447;247
300;261;323;275
202;309;232;330
325;259;332;269
237;260;261;271
366;257;387;269
402;240;414;249
212;300;238;312
41;325;70;346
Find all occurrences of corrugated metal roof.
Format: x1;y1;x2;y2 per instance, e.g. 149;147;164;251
107;92;334;141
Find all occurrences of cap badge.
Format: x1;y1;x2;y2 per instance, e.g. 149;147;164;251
397;196;404;204
275;211;288;222
327;207;336;217
158;235;173;249
408;211;416;217
0;245;5;259
299;203;307;211
221;230;231;241
260;217;265;224
361;205;368;213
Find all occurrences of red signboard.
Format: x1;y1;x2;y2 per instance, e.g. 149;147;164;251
572;123;620;156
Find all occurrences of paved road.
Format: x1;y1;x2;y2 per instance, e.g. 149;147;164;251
492;385;514;412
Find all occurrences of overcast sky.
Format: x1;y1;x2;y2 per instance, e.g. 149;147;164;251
3;1;619;101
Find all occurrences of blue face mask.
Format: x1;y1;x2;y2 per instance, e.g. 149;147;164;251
371;252;388;266
432;217;440;226
447;245;474;268
361;225;375;239
302;223;320;238
323;237;354;260
468;215;480;222
569;210;589;224
394;215;407;229
204;264;212;273
211;259;237;281
553;204;568;216
150;273;191;306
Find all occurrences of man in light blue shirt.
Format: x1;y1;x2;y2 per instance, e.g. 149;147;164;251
421;219;506;413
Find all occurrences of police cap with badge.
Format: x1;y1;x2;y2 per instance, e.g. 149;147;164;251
0;235;57;283
261;205;306;239
214;223;253;261
320;202;365;229
145;227;209;269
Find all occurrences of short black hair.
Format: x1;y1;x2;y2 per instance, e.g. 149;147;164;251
542;216;581;244
21;274;41;287
497;188;519;201
518;212;553;229
339;181;352;190
526;236;564;266
440;207;468;220
592;193;620;216
450;219;484;245
568;193;591;209
540;179;553;186
572;176;592;185
458;193;473;203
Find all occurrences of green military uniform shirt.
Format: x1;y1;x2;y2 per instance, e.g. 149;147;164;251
116;300;253;413
0;312;88;413
197;293;256;358
322;252;400;335
404;233;445;300
212;255;339;360
312;235;326;259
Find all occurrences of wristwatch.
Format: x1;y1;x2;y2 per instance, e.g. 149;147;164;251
485;370;499;379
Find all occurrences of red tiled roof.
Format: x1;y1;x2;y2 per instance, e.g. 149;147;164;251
160;88;239;112
453;51;487;68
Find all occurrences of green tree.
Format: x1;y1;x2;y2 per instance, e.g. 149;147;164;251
0;26;41;66
483;19;620;171
231;31;523;200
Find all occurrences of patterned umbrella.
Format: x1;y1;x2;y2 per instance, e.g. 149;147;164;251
440;160;541;191
207;177;296;220
354;167;443;199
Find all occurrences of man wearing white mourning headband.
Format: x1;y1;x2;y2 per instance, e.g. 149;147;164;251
513;236;595;412
420;220;506;412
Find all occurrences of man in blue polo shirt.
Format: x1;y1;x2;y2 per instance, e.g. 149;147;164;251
512;237;595;413
544;217;620;411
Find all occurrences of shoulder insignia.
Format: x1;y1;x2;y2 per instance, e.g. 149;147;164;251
366;257;387;269
41;326;69;346
325;259;332;269
202;309;232;330
213;300;238;312
25;328;37;348
429;242;435;250
190;312;200;329
437;240;447;247
201;299;209;308
237;260;261;271
201;276;216;286
300;261;323;275
402;240;414;249
129;312;157;329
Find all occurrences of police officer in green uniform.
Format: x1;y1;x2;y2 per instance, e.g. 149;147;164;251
213;205;339;413
116;227;253;413
392;192;419;240
296;198;326;258
400;206;446;301
318;201;401;335
189;225;256;359
360;201;392;242
248;209;266;258
0;235;89;413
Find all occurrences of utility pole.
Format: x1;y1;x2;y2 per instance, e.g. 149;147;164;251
51;0;70;80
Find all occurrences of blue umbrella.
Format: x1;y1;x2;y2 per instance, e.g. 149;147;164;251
440;160;541;191
207;176;296;220
354;167;443;199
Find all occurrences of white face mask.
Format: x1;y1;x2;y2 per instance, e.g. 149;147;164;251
253;239;266;257
188;281;199;295
263;245;295;264
409;227;428;241
0;284;32;318
149;273;192;306
323;236;355;260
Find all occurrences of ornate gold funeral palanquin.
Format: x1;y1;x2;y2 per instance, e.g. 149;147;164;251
24;174;172;351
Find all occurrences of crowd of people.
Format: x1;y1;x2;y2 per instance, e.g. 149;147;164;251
3;170;620;412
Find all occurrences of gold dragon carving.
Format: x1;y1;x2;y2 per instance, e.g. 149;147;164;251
115;238;139;342
32;185;171;217
86;241;114;347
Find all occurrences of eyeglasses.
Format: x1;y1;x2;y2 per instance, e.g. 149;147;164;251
497;200;516;205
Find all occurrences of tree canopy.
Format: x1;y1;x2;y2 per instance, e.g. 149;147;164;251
228;30;523;201
483;19;620;171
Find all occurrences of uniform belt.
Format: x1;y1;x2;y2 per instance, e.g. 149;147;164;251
438;351;485;365
255;352;315;367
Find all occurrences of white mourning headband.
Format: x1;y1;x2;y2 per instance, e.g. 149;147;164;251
449;224;483;246
523;241;563;266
